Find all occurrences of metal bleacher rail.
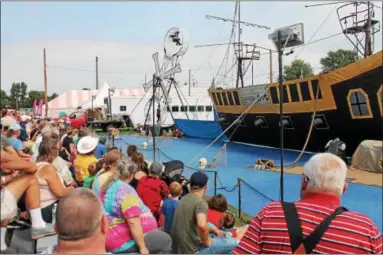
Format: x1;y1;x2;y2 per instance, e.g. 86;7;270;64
111;135;274;220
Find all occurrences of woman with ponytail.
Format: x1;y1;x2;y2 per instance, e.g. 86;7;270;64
92;149;122;196
99;160;172;254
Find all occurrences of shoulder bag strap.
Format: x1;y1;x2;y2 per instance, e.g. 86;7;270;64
303;206;348;253
282;202;304;252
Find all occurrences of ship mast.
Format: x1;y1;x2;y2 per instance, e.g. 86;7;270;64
308;1;380;58
204;1;270;88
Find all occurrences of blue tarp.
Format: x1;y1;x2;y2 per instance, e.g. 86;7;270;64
174;119;228;141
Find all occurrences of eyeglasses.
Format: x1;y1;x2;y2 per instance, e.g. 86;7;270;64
303;174;310;182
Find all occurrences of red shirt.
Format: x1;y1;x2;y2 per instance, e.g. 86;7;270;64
233;193;382;254
137;176;169;220
208;209;223;229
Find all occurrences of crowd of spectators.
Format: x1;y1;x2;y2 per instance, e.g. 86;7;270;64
0;111;382;254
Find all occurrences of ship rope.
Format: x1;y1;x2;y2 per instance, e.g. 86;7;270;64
186;81;275;166
273;76;322;168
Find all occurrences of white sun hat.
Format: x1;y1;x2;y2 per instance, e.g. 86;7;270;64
21;115;29;122
77;136;99;154
1;116;17;127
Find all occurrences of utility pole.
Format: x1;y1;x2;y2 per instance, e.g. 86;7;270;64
96;56;99;90
43;48;48;118
188;69;191;96
269;49;273;84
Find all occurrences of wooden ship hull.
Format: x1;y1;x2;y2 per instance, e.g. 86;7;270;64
209;51;383;156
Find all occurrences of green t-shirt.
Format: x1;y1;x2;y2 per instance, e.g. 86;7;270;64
83;175;96;188
171;193;208;254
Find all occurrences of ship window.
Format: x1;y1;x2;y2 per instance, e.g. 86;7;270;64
234;115;246;127
311;79;323;99
232;91;241;105
269;87;279;104
378;85;383;116
216;93;223;106
279;116;294;130
211;92;219;105
227;92;235;105
189;106;196;112
119;105;127;112
180;106;187;112
205;106;213;112
254;116;268;128
347;89;372;119
300;81;311;101
282;86;289;103
313;114;329;130
171;106;179;112
197;106;204;112
221;92;229;106
289;84;300;102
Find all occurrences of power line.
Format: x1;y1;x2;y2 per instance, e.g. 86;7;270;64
294;3;339;59
47;64;224;75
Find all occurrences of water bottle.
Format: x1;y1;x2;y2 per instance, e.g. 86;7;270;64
52;203;57;224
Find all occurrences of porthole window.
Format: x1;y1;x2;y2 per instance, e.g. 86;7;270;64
189;106;196;112
119;105;127;112
347;89;372;119
180;106;187;112
197;106;204;112
172;106;179;112
205;106;213;112
254;116;268;128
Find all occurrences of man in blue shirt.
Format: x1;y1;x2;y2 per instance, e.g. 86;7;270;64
95;137;107;159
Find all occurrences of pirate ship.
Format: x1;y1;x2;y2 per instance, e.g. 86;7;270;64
208;1;382;156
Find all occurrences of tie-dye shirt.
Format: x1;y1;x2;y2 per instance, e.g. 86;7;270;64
99;180;158;253
92;170;113;196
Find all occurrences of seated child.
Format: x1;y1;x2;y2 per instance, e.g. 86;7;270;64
208;212;248;242
161;182;182;234
83;159;104;189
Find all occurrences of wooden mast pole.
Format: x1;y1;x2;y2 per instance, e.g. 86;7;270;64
44;48;48;118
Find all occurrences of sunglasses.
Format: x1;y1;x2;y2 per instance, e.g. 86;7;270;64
303;174;310;182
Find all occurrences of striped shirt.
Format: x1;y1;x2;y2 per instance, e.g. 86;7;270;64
233;193;382;254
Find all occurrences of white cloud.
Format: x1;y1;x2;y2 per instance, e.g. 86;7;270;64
1;1;381;94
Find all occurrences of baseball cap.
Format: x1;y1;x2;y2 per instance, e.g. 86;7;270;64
149;161;164;175
190;171;209;189
9;123;21;131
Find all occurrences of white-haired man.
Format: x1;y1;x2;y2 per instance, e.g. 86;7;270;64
233;153;382;254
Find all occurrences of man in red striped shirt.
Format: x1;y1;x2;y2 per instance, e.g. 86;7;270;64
233;153;382;254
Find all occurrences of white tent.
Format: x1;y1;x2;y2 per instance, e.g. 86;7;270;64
79;83;110;109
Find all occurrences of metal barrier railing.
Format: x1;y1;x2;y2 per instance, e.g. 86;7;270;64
107;135;274;220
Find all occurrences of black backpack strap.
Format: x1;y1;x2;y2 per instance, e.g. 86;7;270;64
282;202;304;252
303;206;348;253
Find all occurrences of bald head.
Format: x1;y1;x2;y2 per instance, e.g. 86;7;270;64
303;153;348;196
56;188;103;241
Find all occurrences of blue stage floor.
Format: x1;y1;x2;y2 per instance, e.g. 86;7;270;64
114;135;383;232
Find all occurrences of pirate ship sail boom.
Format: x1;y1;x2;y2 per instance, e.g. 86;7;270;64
208;1;382;156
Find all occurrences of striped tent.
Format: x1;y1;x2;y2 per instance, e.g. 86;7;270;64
43;86;149;118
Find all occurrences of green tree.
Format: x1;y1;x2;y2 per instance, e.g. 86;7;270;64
28;90;45;102
49;92;59;101
0;90;9;108
283;59;314;81
320;49;360;72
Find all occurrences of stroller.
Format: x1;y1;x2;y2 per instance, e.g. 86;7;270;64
161;160;190;198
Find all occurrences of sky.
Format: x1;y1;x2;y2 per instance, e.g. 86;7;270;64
1;1;382;94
